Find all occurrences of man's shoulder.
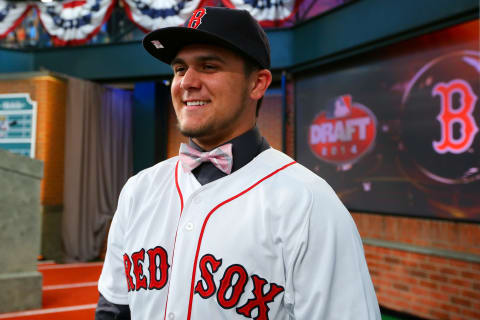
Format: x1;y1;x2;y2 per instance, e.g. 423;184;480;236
125;156;179;190
257;149;349;224
264;149;351;222
261;148;327;191
261;149;346;208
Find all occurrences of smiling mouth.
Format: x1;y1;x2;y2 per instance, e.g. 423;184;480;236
184;100;210;108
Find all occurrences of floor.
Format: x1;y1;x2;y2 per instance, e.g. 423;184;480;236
0;261;404;320
0;261;101;320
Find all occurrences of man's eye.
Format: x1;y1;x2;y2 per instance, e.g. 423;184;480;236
204;64;217;70
174;66;186;74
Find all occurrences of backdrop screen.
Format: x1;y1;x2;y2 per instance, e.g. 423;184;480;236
295;19;480;222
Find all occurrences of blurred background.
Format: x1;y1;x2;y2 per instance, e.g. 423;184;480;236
0;0;478;319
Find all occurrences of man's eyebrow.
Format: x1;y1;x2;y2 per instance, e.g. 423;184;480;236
197;55;226;64
170;57;185;67
170;54;226;66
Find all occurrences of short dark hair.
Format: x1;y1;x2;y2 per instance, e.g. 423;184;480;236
241;55;265;117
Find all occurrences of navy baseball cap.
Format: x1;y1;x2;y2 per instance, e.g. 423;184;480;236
143;7;271;69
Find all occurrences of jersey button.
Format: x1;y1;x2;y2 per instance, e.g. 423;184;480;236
185;222;194;231
168;312;175;320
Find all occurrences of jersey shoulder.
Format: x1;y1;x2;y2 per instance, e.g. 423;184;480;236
128;156;179;187
262;148;350;219
113;156;179;221
262;148;331;193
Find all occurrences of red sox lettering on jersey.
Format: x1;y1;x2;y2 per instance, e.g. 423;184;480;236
123;248;284;319
194;254;284;319
123;246;170;291
432;79;478;154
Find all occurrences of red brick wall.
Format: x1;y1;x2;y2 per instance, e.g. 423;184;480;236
363;244;480;319
166;101;187;159
257;91;282;150
285;79;295;158
33;76;67;205
352;213;480;319
352;213;480;255
0;76;66;205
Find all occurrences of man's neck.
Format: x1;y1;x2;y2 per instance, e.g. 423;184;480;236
187;126;270;185
191;126;255;151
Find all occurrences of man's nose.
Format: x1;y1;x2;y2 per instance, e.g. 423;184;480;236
180;68;201;90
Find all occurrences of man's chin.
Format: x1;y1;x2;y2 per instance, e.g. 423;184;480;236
179;125;211;139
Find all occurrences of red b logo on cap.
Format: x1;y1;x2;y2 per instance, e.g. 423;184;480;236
188;8;207;29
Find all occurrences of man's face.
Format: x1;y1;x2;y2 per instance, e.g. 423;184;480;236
170;44;256;149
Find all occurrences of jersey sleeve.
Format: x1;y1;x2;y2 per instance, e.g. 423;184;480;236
98;177;135;305
285;178;381;319
95;293;131;320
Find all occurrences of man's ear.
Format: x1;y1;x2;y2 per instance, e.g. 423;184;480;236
249;69;272;100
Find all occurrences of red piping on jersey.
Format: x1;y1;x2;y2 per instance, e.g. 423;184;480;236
186;160;297;319
163;161;184;320
175;161;184;212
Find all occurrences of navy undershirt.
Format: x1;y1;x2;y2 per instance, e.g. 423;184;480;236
189;126;270;185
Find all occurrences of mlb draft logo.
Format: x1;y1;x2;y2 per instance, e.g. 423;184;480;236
308;95;377;165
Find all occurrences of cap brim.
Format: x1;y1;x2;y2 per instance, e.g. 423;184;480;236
143;27;258;66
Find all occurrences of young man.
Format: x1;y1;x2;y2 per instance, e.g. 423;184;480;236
96;7;381;320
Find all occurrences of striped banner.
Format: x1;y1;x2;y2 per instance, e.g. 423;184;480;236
0;0;32;39
121;0;208;32
36;0;116;45
221;0;300;27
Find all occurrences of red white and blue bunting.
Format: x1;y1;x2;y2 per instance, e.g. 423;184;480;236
0;0;303;44
36;0;116;45
221;0;299;27
122;0;208;32
0;1;32;38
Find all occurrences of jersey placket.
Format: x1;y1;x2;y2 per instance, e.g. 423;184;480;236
163;162;216;320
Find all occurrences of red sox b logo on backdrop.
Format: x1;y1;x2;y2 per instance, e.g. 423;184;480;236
432;79;478;154
400;50;480;184
188;8;207;29
309;94;377;166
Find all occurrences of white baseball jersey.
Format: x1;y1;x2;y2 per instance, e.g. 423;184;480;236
98;148;380;320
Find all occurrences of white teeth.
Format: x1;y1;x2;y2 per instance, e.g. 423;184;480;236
186;101;208;106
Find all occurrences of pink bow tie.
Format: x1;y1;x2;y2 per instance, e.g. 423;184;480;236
179;143;233;174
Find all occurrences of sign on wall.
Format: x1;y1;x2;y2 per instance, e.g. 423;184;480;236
0;93;37;158
308;94;377;167
296;19;480;222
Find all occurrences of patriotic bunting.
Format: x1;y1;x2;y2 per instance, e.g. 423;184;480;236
36;0;116;45
221;0;299;27
0;0;305;45
121;0;206;32
0;1;32;39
